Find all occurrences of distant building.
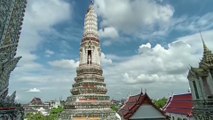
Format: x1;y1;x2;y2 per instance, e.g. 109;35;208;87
48;100;61;109
187;39;213;120
30;97;43;105
0;0;27;119
23;97;61;116
118;92;167;120
163;93;194;120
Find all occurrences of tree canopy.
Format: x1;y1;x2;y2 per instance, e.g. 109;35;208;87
153;97;168;109
25;107;64;120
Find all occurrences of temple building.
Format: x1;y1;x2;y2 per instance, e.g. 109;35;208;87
0;0;27;119
23;97;59;117
187;39;213;120
59;1;118;120
118;91;167;120
163;93;194;120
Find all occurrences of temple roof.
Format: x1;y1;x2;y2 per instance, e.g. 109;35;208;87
163;93;193;117
118;92;166;119
188;37;213;79
30;97;43;105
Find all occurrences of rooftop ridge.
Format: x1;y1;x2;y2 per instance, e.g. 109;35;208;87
173;93;192;96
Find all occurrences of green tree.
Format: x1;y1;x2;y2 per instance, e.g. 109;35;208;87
153;97;168;109
48;106;64;120
111;104;120;112
25;107;64;120
26;112;46;120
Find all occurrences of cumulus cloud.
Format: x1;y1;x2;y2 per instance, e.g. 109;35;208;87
95;0;174;38
49;59;79;69
103;30;213;99
101;53;112;65
95;0;213;43
10;0;72;102
27;88;41;93
138;43;152;53
115;41;195;83
17;0;71;67
14;0;72;77
99;27;119;38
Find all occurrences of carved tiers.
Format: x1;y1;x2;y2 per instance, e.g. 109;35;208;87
76;65;103;75
83;4;99;39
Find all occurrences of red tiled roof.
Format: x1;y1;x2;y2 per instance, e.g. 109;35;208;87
163;93;193;117
118;92;166;119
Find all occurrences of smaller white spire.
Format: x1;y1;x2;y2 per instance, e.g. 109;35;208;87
83;1;99;39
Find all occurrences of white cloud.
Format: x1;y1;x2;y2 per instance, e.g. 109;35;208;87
10;0;72;102
14;0;72;78
95;0;213;43
17;0;71;70
27;88;41;93
138;43;152;53
103;30;213;99
49;59;79;69
95;0;174;38
25;0;71;31
173;12;213;32
116;41;195;82
101;53;112;65
99;27;119;38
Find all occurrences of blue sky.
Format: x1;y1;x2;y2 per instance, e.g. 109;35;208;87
9;0;213;103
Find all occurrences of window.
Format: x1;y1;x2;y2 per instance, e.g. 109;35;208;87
87;50;92;64
193;81;199;99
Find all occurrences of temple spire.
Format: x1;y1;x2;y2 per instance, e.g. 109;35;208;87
200;32;209;54
199;32;213;67
83;0;99;40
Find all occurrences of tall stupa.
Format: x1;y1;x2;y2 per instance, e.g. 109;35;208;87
60;1;118;120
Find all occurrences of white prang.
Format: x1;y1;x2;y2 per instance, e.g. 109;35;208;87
83;5;99;39
80;4;101;66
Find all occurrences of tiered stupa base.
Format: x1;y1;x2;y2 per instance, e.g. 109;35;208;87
60;108;118;120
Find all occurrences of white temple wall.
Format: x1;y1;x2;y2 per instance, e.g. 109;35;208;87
166;113;194;120
189;80;196;100
196;77;205;100
207;72;213;95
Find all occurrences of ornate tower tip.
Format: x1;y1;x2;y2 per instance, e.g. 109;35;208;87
199;31;209;53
